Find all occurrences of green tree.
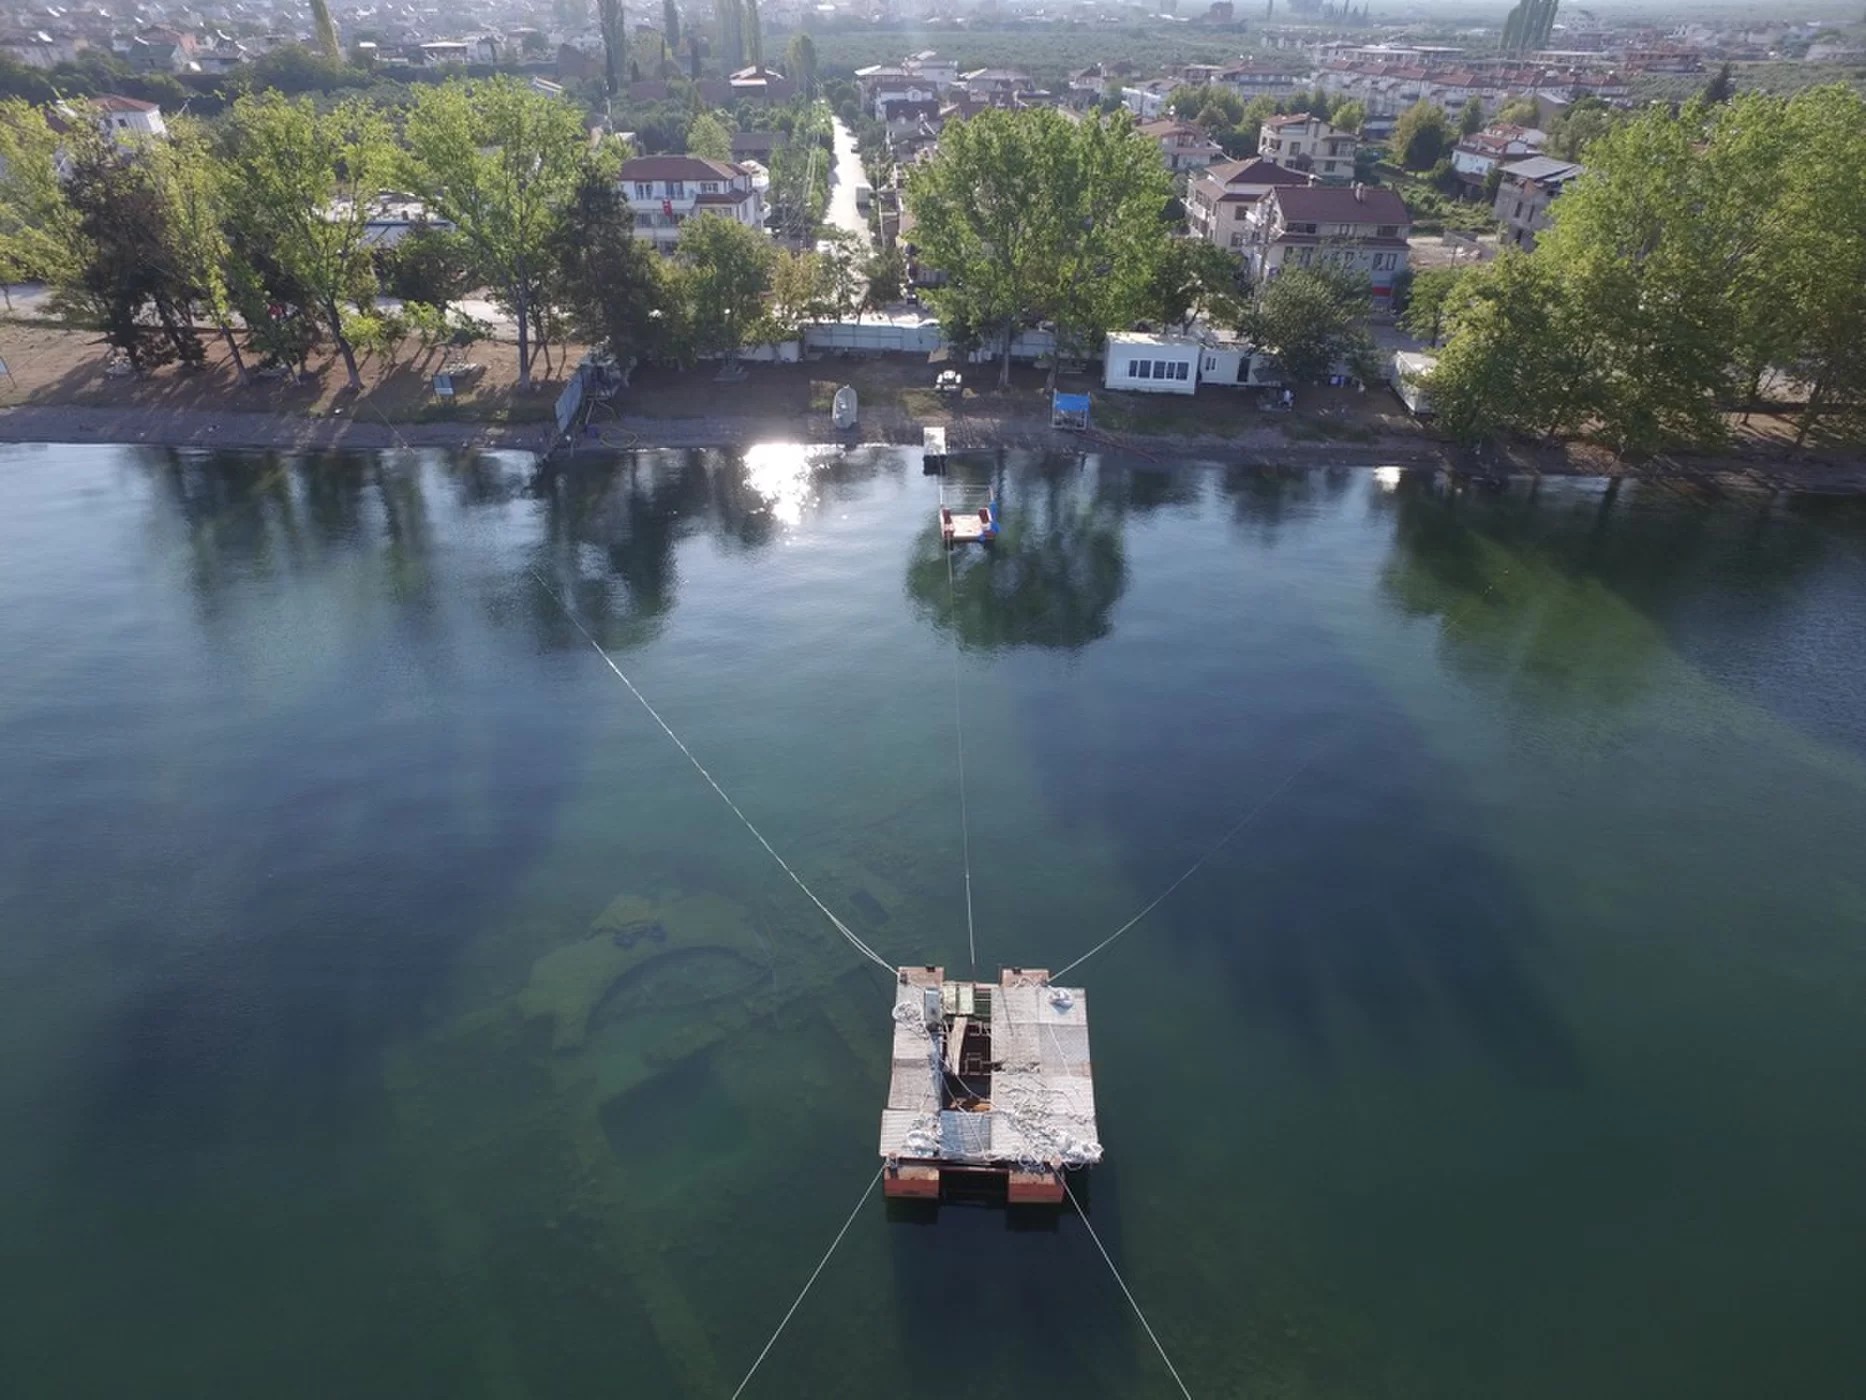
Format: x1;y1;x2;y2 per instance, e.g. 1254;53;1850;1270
549;163;683;365
1459;96;1485;136
687;109;732;160
662;0;681;52
1328;99;1366;134
1770;86;1866;442
1041;110;1175;382
860;243;905;313
714;0;743;71
226;91;394;389
1532;104;1734;452
151;116;252;380
1545;97;1616;160
1244;265;1376;386
598;0;627;96
0;98;79;288
1150;237;1247;332
677;211;774;361
1496;96;1541;126
404;78;589;388
1397;266;1466;346
906;107;1170;387
1700;62;1736;106
383;227;476;310
1392;100;1452;171
309;0;341;63
787;33;818;98
63;130;201;370
744;0;763;71
1425;251;1595;443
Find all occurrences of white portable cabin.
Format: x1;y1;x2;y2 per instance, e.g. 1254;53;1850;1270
1388;351;1437;417
1103;332;1201;395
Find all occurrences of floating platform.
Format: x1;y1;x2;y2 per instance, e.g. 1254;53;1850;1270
879;966;1101;1204
938;480;998;547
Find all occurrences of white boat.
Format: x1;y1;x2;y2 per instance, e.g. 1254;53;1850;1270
832;384;859;431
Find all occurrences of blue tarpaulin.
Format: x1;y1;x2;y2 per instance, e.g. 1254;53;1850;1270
1051;392;1091;430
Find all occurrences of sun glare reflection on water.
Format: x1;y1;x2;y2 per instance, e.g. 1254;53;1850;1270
743;442;820;528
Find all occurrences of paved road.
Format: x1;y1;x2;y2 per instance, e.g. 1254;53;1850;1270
825;118;872;250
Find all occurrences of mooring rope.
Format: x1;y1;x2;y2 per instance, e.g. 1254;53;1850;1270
530;569;894;975
730;1164;884;1398
1064;1178;1194;1400
944;543;979;976
1051;749;1320;981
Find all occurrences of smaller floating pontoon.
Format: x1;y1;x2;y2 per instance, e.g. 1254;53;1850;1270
922;425;947;474
938;477;998;548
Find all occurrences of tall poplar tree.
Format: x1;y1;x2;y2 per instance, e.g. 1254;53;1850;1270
309;0;341;63
404;78;589;388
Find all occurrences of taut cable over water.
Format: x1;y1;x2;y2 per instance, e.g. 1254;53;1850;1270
730;1165;886;1399
1050;749;1321;982
1065;1178;1195;1400
529;568;895;975
945;544;979;977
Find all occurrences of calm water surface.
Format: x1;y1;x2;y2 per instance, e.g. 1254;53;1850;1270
1;444;1863;1399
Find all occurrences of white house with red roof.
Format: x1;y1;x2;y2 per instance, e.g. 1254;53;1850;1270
618;155;767;255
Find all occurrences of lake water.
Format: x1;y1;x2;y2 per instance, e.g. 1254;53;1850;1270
1;444;1863;1399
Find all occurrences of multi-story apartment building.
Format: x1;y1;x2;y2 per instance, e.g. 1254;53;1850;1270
1493;156;1585;249
1138;119;1226;176
618;155;766;256
1242;183;1412;304
1258;114;1358;183
1186;157;1315;252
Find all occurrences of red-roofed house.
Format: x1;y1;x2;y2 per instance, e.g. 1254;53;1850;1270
1243;183;1412;302
1137;118;1226;175
1187;157;1315;252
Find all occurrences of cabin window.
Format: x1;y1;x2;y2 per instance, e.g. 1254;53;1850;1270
702;181;720;193
1376;224;1398;237
667;181;685;198
1129;359;1149;379
634;182;654;199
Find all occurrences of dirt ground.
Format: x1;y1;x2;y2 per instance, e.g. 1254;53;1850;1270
0;319;579;449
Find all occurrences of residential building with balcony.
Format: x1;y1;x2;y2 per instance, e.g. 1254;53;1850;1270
1258;114;1358;183
619;155;766;256
1242;183;1412;303
1186;157;1315;252
1137;119;1226;176
1449;124;1546;195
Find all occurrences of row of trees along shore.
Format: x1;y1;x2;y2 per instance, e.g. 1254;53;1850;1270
1426;86;1866;453
0;78;904;388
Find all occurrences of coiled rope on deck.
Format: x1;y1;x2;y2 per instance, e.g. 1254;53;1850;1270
530;569;894;975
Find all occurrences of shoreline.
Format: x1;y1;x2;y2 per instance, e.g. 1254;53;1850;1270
4;401;1863;495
